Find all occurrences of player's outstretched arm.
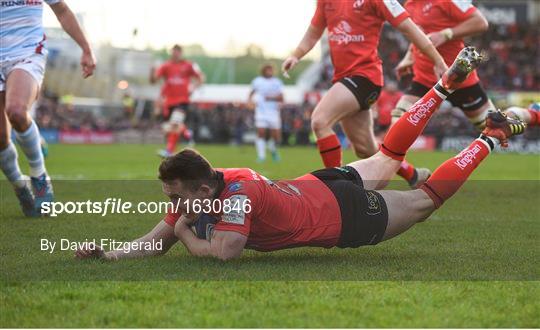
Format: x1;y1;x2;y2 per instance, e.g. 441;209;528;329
396;18;448;78
174;215;247;261
282;25;324;78
50;1;96;78
431;10;489;47
75;220;178;261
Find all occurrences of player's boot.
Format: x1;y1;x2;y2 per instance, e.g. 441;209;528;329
409;167;432;189
30;173;54;216
271;150;281;162
482;109;526;148
441;46;484;91
14;176;38;217
157;149;173;158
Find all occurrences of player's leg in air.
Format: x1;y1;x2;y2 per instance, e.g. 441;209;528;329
504;102;540;127
348;47;526;240
158;106;187;158
0;68;53;216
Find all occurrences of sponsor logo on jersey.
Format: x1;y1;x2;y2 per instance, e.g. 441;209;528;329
422;2;433;13
353;0;364;10
1;0;42;7
221;195;248;225
406;97;436;126
454;144;482;170
228;182;243;193
383;0;406;17
328;20;365;45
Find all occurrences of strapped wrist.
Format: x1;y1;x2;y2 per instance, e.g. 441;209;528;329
441;28;454;41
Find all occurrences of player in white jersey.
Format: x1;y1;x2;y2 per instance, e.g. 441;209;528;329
0;0;95;217
247;64;284;162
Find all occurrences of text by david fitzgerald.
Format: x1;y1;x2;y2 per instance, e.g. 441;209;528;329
40;238;163;254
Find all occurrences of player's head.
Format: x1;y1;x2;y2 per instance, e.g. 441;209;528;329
261;64;274;78
171;44;183;61
159;149;218;212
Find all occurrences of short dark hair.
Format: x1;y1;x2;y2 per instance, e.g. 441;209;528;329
172;44;182;51
261;63;274;75
158;149;216;191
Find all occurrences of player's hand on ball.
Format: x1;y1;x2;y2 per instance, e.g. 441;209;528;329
80;50;96;78
75;243;106;260
281;56;299;79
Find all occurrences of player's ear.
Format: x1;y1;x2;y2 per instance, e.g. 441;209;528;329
198;184;212;197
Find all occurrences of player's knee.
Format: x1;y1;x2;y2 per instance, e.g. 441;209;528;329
414;189;437;222
0;133;9;150
173;223;183;239
351;142;377;159
310;113;330;134
5;103;29;127
349;132;377;159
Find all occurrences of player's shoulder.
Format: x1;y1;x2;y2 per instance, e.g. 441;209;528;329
272;77;284;85
219;168;262;196
221;168;260;183
252;76;264;84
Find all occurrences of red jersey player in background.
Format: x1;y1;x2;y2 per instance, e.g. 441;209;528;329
373;81;403;133
150;44;204;158
75;48;527;262
393;0;491;131
282;0;447;189
391;0;539;184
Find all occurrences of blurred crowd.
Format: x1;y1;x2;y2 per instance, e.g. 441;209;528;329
320;23;540;91
35;22;538;145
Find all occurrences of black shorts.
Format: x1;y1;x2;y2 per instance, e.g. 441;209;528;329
163;103;189;121
407;81;488;112
338;76;382;111
311;166;389;248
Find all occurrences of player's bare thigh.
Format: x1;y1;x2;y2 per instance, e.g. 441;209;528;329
5;69;39;132
311;82;360;138
377;189;435;241
269;128;281;143
346;152;400;190
0;91;10;149
256;127;267;138
340;110;378;159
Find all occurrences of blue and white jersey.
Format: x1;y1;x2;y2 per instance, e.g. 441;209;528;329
251;76;283;116
0;0;61;61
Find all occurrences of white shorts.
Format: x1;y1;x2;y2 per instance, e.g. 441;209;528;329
0;53;47;92
255;114;281;130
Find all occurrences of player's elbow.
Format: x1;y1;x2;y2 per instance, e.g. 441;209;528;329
478;16;489;32
215;252;239;261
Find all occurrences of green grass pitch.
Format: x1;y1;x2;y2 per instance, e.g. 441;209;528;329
1;144;539;327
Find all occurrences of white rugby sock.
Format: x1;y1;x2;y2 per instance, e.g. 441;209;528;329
0;143;26;188
267;139;277;153
14;120;46;178
255;137;266;160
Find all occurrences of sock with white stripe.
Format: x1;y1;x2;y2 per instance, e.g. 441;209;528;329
14;120;46;178
0;143;26;188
